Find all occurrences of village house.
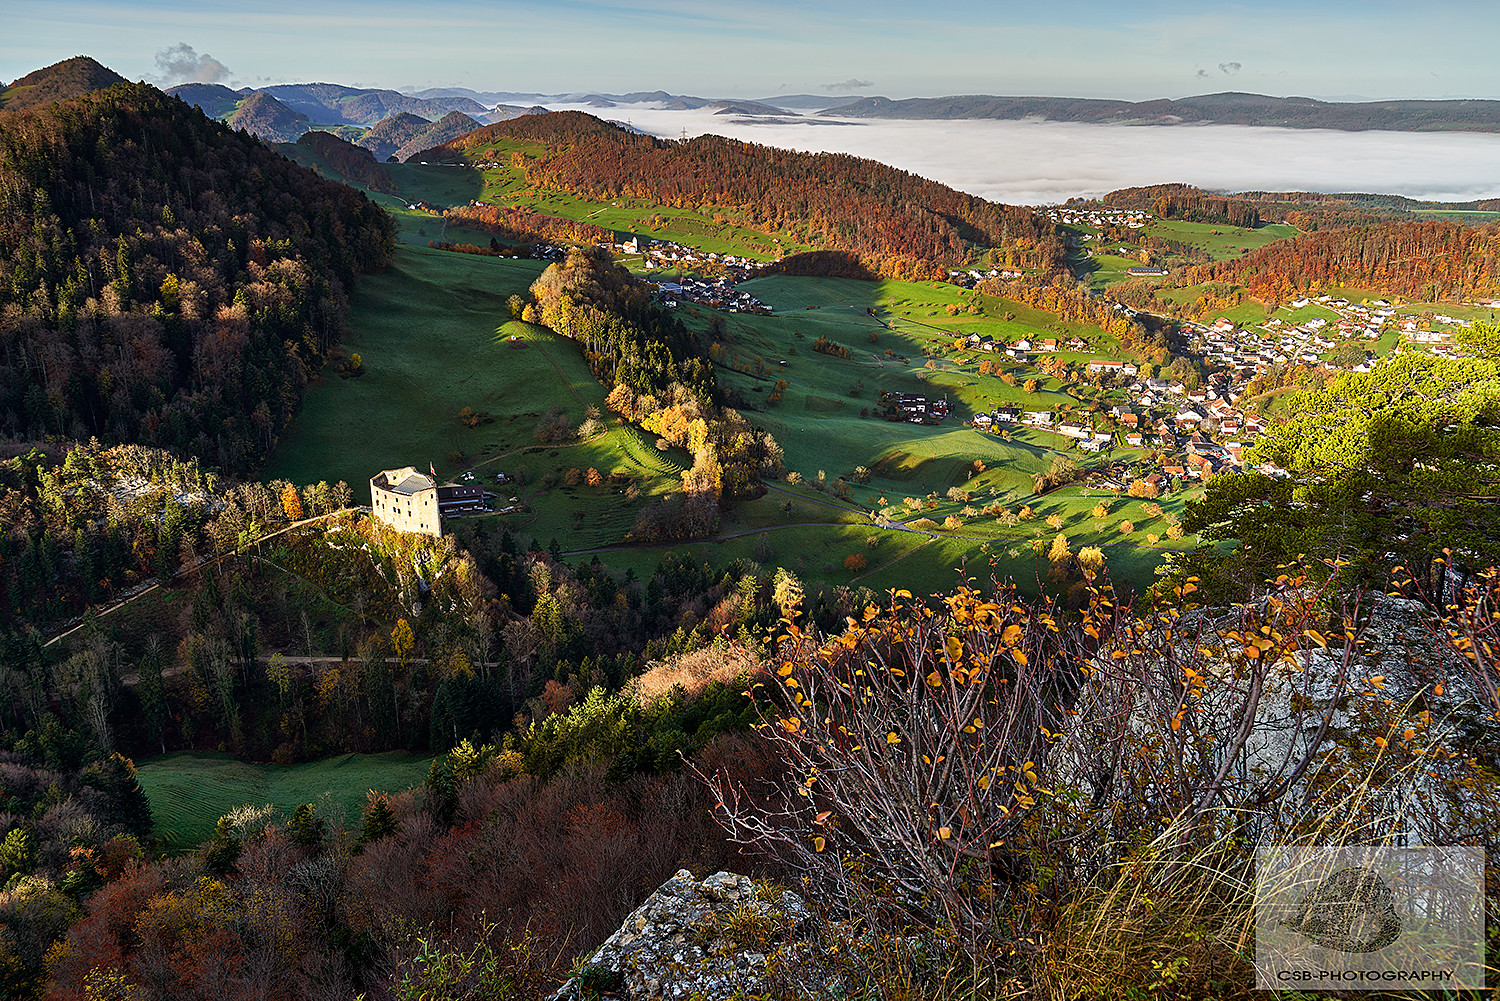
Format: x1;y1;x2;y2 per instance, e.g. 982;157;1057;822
1173;408;1205;427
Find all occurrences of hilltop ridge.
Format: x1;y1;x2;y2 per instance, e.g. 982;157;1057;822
0;55;127;111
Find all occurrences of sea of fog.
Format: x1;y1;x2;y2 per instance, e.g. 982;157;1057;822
547;102;1500;206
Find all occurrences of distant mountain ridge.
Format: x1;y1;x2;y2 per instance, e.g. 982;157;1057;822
0;55;127;112
261;82;489;126
166;80;496;129
402;87;859;114
825;91;1500;132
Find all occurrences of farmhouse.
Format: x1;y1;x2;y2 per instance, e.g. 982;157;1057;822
1126;266;1167;276
438;482;486;517
1088;360;1139;376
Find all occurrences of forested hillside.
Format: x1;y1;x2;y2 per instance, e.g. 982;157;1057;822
431;112;1064;277
1100;184;1261;228
356;111;430;160
1178;219;1500;302
295;130;399;193
0;81;394;474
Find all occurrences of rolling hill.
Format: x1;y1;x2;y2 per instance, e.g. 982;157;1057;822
226;90;313;142
0;73;394;473
0;55;127;111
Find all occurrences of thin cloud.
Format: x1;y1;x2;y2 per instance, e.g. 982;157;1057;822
1196;69;1210;79
152;43;231;86
1219;61;1242;76
825;78;873;92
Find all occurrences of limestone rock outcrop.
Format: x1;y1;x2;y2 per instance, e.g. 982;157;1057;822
549;869;828;1000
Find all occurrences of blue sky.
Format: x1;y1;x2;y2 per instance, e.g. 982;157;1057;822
5;0;1498;101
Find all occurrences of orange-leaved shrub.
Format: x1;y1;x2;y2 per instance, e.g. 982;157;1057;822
699;565;1500;996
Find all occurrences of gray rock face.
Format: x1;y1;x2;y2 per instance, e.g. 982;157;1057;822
550;869;826;1000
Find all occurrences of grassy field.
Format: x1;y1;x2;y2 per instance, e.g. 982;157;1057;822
266;244;703;549
268;246;586;493
1148;219;1298;257
137;751;436;852
715;274;1127;476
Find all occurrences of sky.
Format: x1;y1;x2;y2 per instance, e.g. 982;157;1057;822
5;0;1500;102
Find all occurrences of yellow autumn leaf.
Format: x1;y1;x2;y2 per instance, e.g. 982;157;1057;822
938;826;952;840
812;835;826;852
886;732;900;744
1001;624;1022;646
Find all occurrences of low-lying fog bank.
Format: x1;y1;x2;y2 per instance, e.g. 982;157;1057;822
547;102;1500;206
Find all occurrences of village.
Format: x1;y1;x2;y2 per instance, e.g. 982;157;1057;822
632;236;773;313
956;292;1497;493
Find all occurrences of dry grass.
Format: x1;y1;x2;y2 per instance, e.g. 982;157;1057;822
633;643;765;706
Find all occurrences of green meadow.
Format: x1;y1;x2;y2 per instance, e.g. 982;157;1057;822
1147;219;1299;257
137;751;435;853
1071;218;1299;289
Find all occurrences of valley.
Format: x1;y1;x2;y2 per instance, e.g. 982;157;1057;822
3;50;1500;1001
